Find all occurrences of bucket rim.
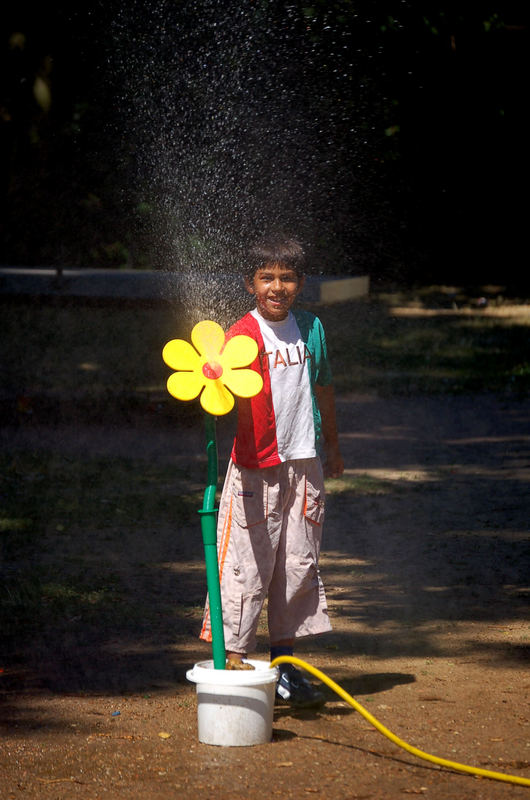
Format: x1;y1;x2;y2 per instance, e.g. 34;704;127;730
186;659;278;686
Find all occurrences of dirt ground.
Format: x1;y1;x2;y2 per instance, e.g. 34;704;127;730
1;392;529;799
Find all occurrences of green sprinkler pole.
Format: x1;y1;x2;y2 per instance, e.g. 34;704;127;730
198;413;226;669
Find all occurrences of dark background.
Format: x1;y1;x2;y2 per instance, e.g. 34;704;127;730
0;2;527;288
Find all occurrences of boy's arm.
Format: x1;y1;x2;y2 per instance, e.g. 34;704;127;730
314;383;344;478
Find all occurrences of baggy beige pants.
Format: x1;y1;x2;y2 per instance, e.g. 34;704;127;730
200;457;332;653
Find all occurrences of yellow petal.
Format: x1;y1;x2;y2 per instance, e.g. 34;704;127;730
167;371;204;401
200;380;235;416
162;339;200;370
191;320;225;362
222;335;258;369
224;368;263;398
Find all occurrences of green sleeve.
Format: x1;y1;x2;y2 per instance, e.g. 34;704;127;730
293;309;333;387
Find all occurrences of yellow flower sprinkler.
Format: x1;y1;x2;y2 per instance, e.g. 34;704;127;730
163;319;263;416
162;321;263;669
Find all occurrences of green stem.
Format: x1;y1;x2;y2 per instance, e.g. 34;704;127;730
198;413;226;669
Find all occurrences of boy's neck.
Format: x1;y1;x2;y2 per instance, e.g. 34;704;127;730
253;307;292;325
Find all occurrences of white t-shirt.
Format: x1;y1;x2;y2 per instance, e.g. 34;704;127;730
250;309;316;462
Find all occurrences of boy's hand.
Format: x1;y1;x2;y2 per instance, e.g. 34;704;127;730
323;442;344;478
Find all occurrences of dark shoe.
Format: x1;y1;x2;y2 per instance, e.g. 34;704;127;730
276;664;325;708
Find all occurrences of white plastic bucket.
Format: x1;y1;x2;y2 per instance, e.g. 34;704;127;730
186;659;278;746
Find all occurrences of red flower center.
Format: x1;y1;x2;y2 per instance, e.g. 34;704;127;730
202;361;223;380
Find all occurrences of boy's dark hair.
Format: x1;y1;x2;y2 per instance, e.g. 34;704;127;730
245;235;306;280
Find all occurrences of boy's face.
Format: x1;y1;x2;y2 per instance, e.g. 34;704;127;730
245;262;304;321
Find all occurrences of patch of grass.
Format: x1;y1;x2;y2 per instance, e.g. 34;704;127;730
0;449;204;646
317;296;530;395
325;474;400;496
1;450;200;538
0;303;188;409
2;293;529;410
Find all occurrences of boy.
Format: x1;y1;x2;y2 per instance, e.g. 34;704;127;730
200;235;344;707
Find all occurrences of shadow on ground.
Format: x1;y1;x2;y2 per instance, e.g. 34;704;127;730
1;393;529;698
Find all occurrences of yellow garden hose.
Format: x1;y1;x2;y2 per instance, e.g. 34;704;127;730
271;656;530;788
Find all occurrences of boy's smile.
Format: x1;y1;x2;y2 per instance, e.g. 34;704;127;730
245;263;304;321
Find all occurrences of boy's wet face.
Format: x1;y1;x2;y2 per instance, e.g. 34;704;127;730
245;262;304;321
